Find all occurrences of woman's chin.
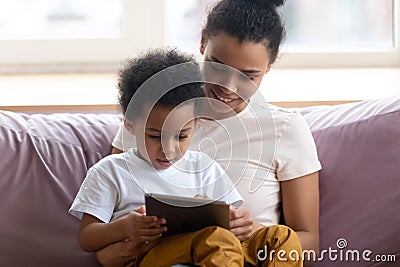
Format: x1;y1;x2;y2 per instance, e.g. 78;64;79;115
205;88;247;115
206;98;242;117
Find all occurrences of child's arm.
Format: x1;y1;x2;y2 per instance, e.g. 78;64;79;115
78;206;167;253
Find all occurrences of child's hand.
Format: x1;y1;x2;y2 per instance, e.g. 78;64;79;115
120;205;167;254
229;205;253;241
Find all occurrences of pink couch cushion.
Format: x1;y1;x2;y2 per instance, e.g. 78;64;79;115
0;111;119;267
301;96;400;266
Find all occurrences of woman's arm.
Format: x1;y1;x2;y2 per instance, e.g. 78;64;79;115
111;147;123;154
95;240;138;267
280;171;320;265
95;238;158;267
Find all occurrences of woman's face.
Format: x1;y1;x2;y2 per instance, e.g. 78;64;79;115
200;32;272;115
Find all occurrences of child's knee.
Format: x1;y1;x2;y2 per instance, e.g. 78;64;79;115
196;226;241;248
193;227;243;266
204;226;239;240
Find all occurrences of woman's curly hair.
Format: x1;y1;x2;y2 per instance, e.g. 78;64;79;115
203;0;285;63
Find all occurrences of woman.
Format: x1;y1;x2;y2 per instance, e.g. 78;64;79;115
101;0;321;266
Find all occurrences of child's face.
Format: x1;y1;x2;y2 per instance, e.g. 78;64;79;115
129;103;196;170
200;32;272;114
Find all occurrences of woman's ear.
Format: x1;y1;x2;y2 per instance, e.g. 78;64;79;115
124;119;135;136
264;62;273;75
199;30;206;55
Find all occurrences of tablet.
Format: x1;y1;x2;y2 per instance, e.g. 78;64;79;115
145;193;230;237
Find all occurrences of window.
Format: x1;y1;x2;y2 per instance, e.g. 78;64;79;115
0;0;398;73
165;0;400;68
283;0;394;50
165;0;213;52
0;0;165;72
0;0;123;40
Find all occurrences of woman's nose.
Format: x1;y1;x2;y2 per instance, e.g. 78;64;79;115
220;74;238;93
219;84;237;94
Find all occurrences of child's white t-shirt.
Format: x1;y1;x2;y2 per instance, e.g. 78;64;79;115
69;149;243;223
111;93;322;226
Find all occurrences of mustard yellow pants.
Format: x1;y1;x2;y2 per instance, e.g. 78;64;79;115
130;225;302;267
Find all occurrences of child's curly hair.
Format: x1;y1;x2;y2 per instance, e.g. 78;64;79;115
118;48;204;121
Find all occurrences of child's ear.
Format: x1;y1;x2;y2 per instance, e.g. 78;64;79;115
124;119;135;136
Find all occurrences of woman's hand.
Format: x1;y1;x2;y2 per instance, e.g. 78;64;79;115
95;238;158;267
229;205;253;241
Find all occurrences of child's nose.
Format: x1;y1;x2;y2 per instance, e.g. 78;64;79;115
161;141;176;157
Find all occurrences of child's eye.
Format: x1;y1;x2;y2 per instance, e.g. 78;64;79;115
178;135;188;140
148;135;161;139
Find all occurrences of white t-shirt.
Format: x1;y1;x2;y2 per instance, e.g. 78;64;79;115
69;149;243;223
112;92;321;225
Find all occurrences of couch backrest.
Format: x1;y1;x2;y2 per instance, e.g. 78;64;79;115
301;96;400;266
0;111;119;267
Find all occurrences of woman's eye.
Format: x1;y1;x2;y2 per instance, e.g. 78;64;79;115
148;135;161;139
178;135;188;140
239;73;254;82
210;63;228;73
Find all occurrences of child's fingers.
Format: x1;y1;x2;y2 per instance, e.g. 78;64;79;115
134;215;161;223
134;216;166;229
133;205;146;215
140;220;166;229
138;226;167;237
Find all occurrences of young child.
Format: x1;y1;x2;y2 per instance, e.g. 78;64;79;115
69;48;244;267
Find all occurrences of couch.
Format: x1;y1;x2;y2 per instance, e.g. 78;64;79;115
0;96;399;266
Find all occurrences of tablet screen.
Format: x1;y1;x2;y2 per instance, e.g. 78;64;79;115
145;193;230;236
